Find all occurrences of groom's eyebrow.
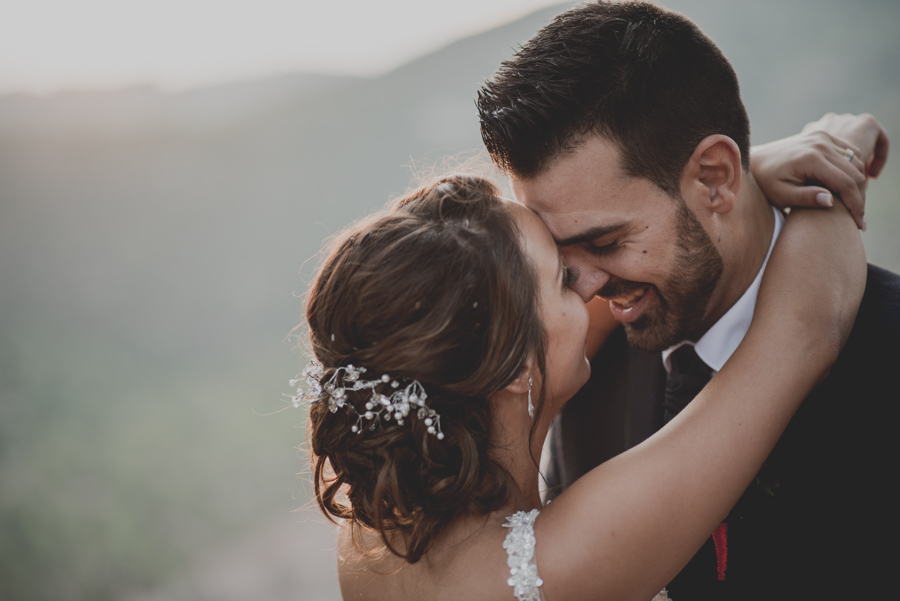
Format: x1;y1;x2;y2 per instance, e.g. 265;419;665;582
554;222;628;247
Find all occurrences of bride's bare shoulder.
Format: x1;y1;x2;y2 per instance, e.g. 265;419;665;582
337;527;403;599
336;514;516;601
338;524;445;600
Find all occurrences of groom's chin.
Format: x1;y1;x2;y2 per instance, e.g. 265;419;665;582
622;318;679;353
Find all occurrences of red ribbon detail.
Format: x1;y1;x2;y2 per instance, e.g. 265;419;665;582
712;522;729;581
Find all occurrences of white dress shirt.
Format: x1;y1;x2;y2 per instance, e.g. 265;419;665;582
662;207;785;374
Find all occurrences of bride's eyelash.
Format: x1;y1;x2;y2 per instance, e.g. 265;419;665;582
564;265;581;289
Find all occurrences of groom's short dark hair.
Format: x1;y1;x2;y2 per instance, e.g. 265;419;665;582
477;1;750;196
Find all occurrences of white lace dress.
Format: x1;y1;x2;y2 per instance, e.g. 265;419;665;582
502;509;672;601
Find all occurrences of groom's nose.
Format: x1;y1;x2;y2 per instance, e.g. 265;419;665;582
561;250;613;304
577;269;613;304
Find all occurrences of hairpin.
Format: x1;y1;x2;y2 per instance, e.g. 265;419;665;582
291;359;444;439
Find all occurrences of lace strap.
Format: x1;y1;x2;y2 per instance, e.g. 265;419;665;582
502;509;545;601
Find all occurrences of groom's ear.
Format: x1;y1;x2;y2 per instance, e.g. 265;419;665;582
681;134;742;215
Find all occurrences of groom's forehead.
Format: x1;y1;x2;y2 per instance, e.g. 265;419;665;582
512;173;657;224
512;138;633;208
513;176;671;246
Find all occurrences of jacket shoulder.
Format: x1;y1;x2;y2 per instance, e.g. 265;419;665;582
848;263;900;352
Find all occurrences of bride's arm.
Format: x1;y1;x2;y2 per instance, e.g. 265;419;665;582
537;202;865;601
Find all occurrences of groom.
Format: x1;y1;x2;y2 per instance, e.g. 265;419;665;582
477;2;899;599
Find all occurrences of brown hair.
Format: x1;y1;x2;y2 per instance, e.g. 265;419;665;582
477;1;750;196
304;175;547;563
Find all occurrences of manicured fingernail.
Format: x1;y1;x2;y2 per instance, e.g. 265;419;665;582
861;217;867;232
815;192;833;207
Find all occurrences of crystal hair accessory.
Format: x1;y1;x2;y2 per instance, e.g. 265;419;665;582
291;359;444;439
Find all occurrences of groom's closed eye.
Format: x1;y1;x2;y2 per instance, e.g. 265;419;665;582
585;238;620;256
554;222;628;248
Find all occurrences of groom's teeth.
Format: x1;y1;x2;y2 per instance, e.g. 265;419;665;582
611;286;648;309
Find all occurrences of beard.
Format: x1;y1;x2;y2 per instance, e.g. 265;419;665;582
600;200;724;352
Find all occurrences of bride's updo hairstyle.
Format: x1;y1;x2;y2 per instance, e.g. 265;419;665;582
305;174;547;563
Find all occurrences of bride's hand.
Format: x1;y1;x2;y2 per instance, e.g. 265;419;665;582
801;113;889;178
750;113;889;231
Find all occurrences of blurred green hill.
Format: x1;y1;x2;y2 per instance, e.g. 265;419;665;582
0;1;897;599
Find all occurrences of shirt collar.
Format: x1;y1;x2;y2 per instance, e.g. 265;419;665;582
662;206;784;374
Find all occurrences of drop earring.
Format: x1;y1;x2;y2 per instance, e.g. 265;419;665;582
527;376;534;420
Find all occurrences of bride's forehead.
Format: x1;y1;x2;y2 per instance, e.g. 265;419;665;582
504;198;543;226
512;203;555;241
506;205;559;271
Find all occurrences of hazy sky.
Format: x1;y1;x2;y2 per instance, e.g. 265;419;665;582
1;0;563;95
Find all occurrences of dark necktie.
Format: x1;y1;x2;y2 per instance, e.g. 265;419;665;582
663;345;733;586
663;344;713;423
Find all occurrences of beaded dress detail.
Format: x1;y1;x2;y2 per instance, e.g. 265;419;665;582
502;509;673;601
503;510;546;601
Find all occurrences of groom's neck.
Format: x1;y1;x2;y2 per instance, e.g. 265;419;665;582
699;173;775;337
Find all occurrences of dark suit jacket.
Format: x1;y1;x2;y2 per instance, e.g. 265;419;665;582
546;264;900;600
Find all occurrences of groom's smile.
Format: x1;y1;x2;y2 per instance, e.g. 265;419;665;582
599;281;650;321
512;135;725;352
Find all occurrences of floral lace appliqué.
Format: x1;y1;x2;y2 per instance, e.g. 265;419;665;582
503;509;545;601
502;509;671;601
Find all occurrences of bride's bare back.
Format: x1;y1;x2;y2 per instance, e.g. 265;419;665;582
337;513;517;601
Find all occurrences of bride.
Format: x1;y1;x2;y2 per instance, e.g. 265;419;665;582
292;121;878;600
